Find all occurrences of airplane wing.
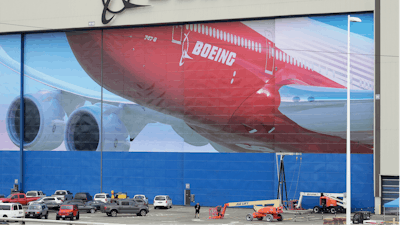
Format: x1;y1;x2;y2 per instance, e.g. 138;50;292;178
278;85;374;143
0;46;132;106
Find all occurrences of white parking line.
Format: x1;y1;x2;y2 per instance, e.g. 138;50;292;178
147;214;175;217
88;223;128;225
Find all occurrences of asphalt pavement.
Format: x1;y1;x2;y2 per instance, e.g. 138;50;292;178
6;205;400;225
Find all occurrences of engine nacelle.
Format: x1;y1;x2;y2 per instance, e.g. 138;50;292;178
6;90;66;150
65;103;130;151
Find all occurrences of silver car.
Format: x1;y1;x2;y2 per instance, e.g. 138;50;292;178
133;195;148;205
29;197;63;209
25;204;48;219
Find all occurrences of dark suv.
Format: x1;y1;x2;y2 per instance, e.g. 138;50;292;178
73;193;92;202
63;200;96;213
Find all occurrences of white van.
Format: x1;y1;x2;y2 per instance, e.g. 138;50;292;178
0;203;24;218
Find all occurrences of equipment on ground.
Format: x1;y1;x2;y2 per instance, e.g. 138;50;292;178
352;211;371;224
209;199;283;222
284;199;304;210
296;192;346;214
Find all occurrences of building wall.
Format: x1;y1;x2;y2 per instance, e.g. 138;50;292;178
0;0;397;214
379;0;399;177
2;151;374;210
0;152;20;193
0;0;374;34
373;0;399;213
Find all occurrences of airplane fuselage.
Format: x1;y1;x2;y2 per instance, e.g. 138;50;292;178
66;21;372;153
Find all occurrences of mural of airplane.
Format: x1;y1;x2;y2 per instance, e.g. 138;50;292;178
0;18;374;153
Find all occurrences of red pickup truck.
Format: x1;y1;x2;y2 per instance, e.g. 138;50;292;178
0;193;41;205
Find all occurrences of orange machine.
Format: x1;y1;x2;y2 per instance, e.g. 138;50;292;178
321;196;338;207
296;192;346;214
209;199;284;222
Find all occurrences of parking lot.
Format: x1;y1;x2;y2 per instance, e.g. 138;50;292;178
2;205;396;225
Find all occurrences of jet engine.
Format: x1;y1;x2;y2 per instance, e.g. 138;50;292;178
6;90;66;150
65;103;130;151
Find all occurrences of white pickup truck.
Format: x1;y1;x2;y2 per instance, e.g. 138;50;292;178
26;190;46;198
52;190;73;201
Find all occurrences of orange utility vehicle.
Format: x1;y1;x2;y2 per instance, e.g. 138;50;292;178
295;192;346;214
56;204;79;220
209;199;283;222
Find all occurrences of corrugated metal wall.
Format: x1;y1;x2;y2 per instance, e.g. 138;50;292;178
0;151;374;211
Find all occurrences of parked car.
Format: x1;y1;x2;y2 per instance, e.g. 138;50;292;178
94;193;111;203
27;197;44;206
29;196;63;209
153;195;172;209
43;196;64;209
63;200;96;213
134;199;146;206
25;203;48;219
56;204;79;220
101;199;148;217
133;195;148;205
53;190;73;201
86;200;103;210
73;192;92;202
0;203;24;218
0;193;41;205
26;191;46;198
0;195;5;198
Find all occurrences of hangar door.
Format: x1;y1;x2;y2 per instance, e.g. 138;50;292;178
382;176;399;206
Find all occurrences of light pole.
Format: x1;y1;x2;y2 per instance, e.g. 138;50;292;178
347;15;361;225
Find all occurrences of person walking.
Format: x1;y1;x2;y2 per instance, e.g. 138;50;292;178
194;203;201;218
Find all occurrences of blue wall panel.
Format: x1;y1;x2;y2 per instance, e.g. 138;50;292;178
0;151;374;211
0;151;20;196
102;152;185;205
185;153;276;207
23;151;101;197
282;154;374;211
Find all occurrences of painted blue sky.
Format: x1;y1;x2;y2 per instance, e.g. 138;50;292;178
311;13;374;39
